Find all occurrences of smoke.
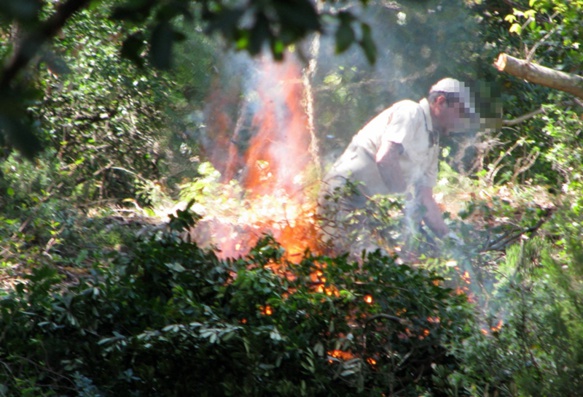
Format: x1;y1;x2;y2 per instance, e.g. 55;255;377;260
200;1;486;182
192;0;496;258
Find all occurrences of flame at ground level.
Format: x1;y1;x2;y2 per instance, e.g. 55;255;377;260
188;186;320;260
192;52;320;260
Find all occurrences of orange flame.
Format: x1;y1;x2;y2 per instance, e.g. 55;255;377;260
240;57;313;196
198;53;319;260
481;319;504;335
259;305;274;316
327;350;355;362
366;357;377;366
491;319;503;332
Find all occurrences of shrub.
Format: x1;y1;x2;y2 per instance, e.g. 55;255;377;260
0;212;476;396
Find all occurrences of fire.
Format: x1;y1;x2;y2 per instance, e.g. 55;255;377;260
480;319;504;335
238;57;313;195
491;319;503;332
481;319;504;335
259;305;274;316
327;350;355;362
310;265;339;296
194;52;319;261
366;357;377;366
364;295;373;304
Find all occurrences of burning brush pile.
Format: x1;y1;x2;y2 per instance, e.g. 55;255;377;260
180;54;322;261
178;160;321;260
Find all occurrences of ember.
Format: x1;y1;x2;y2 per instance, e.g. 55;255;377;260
482;319;504;335
259;305;274;316
327;349;355;362
366;357;377;366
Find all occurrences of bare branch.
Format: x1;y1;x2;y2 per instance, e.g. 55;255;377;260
525;12;560;62
502;108;546;126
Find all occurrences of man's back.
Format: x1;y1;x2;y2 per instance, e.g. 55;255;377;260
322;99;438;200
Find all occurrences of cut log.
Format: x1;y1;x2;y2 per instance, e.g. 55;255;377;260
495;53;583;99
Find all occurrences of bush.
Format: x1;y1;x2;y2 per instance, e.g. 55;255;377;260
0;212;476;396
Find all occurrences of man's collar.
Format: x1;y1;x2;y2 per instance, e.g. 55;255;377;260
419;98;433;132
420;98;439;147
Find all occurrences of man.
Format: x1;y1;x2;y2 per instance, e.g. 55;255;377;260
319;78;476;255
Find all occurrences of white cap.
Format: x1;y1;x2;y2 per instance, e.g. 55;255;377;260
430;78;476;116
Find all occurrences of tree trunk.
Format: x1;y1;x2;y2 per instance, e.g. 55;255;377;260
494;53;583;99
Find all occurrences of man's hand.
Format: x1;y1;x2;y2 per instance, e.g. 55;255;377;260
417;186;448;237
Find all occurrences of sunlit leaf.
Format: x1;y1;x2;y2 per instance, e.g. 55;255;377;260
509;23;522;34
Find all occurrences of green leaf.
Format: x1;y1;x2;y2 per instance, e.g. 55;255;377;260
121;32;146;67
0;0;41;22
335;19;355;54
248;12;271;55
509;23;522;35
359;23;376;64
271;39;285;60
150;21;174;70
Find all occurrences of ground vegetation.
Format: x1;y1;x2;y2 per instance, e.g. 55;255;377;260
0;0;583;396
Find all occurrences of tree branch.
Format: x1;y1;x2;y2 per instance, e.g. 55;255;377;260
502;99;583;126
0;0;91;89
494;53;583;99
502;108;545;126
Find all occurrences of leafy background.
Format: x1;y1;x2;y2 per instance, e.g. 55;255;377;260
1;0;583;395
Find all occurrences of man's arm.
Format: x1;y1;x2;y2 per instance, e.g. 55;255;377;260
376;141;407;193
417;186;448;238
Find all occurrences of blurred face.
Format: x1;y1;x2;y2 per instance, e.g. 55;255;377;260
430;95;470;135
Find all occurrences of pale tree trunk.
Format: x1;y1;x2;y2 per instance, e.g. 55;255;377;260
302;34;321;180
494;53;583;99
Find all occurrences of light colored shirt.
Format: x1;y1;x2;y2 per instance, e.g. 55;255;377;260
324;98;439;199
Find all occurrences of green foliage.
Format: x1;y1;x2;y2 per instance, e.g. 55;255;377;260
314;0;484;158
30;7;172;202
540;104;583;187
454;237;583;396
2;3;214;206
0;0;382;159
2;1;583;396
0;212;476;396
479;0;583;187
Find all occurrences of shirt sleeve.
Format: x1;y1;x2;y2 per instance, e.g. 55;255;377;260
419;153;438;188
